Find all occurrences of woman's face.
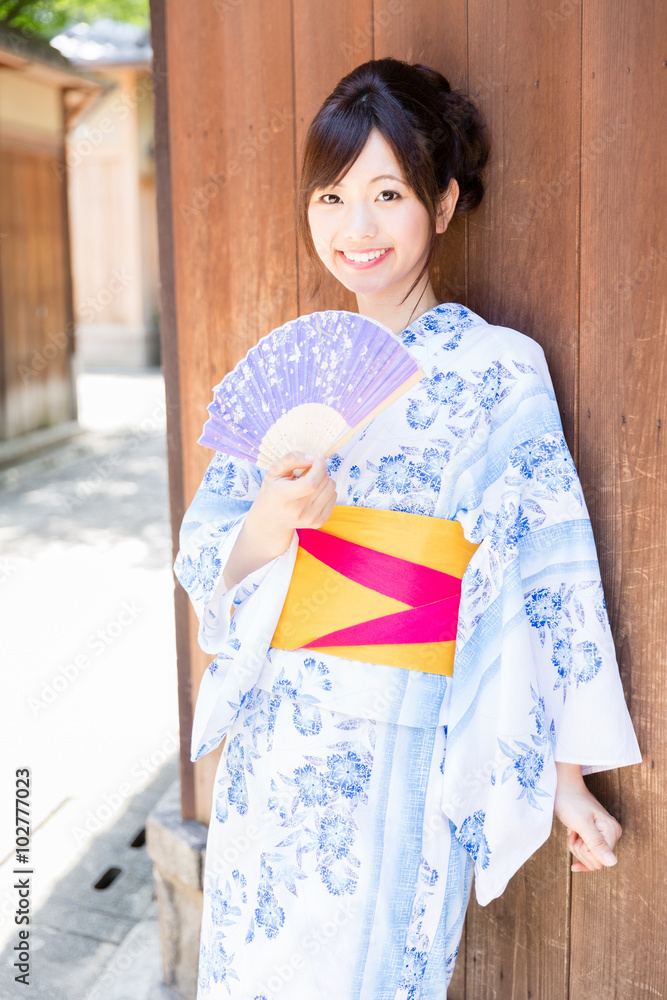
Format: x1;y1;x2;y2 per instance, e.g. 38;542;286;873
307;129;434;307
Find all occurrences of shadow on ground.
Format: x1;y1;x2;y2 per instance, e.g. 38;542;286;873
0;758;179;1000
0;428;173;572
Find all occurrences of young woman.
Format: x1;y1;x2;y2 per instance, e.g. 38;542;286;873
175;58;641;999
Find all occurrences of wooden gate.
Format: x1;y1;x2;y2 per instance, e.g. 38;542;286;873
150;0;666;995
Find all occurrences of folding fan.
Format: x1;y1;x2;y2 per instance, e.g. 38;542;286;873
198;310;425;469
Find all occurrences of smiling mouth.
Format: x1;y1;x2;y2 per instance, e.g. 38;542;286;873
339;248;391;263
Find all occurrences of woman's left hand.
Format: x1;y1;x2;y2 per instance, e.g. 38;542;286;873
553;762;623;872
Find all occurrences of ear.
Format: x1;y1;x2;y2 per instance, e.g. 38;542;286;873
435;178;460;234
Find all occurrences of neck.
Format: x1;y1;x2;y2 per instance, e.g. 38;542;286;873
354;279;440;335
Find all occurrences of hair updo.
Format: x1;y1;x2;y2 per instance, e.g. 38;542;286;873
297;57;491;301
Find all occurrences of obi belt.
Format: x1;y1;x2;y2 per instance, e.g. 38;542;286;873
270;505;480;675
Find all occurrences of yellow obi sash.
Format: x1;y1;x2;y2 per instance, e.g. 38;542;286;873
270;505;479;675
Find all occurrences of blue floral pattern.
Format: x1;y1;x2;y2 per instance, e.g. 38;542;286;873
254;695;374;929
197;869;247;995
174;301;641;994
524;582;608;702
398;854;440;997
455;811;491;870
496;685;557;811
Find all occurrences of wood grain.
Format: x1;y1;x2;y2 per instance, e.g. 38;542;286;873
292;0;374;314
460;1;581;995
163;0;298;822
570;1;666;995
0;141;74;438
154;0;665;992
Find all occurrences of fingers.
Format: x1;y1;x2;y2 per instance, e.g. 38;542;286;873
300;469;337;525
567;814;622;872
267;451;330;492
266;450;317;479
263;451;337;527
567;830;602;872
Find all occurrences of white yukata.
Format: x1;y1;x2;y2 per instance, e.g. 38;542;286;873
174;302;642;1000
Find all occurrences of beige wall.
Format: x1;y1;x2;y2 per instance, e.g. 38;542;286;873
66;67;158;366
0;69;63;134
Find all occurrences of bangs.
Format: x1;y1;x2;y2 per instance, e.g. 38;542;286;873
301;89;427;197
303;105;375;193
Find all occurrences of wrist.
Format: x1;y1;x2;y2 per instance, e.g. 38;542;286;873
555;761;585;789
244;505;294;552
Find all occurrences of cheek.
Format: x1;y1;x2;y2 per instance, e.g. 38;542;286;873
307;208;326;256
396;205;431;248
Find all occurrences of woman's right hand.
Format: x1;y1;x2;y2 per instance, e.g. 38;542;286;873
222;452;337;590
248;451;338;539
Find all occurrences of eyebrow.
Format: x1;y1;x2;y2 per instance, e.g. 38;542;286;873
330;173;406;187
370;174;405;183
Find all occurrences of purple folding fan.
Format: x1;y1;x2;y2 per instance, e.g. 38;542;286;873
198;310;424;469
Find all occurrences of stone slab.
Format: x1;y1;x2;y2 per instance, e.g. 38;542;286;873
0;923;116;1000
145;781;208;892
80;914;172;1000
31;900;136;945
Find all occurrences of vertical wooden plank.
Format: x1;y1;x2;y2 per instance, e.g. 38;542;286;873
0;140;6;440
570;2;666;997
373;0;469;314
461;1;583;997
149;0;197;821
55;107;77;425
467;0;582;448
0;141;74;437
163;0;298;824
292;0;374;314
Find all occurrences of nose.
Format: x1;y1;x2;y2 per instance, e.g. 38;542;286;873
342;200;378;242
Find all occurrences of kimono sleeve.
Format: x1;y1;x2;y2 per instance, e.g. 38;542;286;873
173;449;298;762
441;331;642;906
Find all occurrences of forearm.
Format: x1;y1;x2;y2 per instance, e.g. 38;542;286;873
222;506;294;590
555;761;584;788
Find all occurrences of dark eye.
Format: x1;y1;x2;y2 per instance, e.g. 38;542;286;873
319;193;341;205
378;190;401;202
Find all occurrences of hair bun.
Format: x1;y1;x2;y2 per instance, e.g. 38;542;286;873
411;62;452;95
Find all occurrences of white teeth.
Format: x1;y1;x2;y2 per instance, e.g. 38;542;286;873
342;248;390;262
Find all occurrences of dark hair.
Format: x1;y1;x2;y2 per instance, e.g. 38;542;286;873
297;57;491;303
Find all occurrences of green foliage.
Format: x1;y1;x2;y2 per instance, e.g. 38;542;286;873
0;0;149;40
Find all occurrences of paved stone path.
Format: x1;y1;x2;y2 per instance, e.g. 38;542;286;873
0;369;182;999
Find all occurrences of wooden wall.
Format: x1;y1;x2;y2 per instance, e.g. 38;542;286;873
151;0;666;996
0;127;76;440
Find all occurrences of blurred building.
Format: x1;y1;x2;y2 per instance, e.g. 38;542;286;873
0;24;102;443
51;19;160;369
